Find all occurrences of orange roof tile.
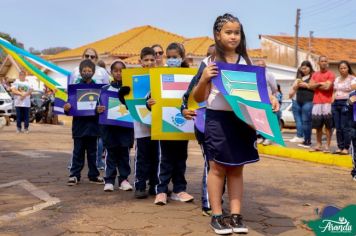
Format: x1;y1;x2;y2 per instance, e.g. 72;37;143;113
49;25;187;60
183;37;214;57
263;35;356;63
49;25;262;61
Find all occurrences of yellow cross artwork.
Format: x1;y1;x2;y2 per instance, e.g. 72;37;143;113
118;105;128;116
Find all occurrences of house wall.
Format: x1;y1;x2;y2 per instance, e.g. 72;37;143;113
5;64;20;82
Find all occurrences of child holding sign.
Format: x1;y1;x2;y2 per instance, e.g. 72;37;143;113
64;59;104;186
97;60;134;192
152;43;194;205
193;14;279;234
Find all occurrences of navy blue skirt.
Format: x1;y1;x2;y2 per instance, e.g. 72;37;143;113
205;109;259;166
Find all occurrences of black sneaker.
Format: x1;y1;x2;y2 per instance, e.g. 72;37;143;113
135;189;148;199
229;214;248;234
210;215;233;235
202;207;212;216
67;176;79;186
89;177;104;185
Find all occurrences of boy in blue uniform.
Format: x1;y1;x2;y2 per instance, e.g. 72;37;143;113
119;47;159;198
64;59;104;186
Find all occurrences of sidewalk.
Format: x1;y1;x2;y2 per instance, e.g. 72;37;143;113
258;129;353;168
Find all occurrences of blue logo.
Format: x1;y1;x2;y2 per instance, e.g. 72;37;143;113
171;113;186;127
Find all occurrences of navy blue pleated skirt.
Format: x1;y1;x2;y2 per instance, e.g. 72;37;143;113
205;109;259;166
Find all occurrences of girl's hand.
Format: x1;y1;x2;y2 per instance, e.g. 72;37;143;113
182;109;196;120
270;95;280;112
96;105;106;113
350;95;356;104
63;103;71;112
147;98;156;109
201;63;218;83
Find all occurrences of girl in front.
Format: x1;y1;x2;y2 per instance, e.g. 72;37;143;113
193;14;278;234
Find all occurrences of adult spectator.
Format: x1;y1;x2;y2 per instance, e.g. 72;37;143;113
288;61;315;148
309;56;335;153
68;48;110;85
332;61;356;154
11;71;33;133
152;44;165;67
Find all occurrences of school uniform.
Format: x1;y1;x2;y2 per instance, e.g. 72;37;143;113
144;93;189;194
199;56;259;166
181;57;210;208
134;120;159;193
100;81;134;185
69;79;100;181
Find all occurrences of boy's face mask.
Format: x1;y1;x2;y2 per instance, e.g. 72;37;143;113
166;58;182;67
81;73;93;81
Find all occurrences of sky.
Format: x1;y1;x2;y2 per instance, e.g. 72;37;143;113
1;0;356;51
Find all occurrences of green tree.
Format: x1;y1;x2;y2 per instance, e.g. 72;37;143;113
0;32;24;62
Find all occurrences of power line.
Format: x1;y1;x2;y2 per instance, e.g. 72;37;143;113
315;19;356;33
302;0;335;13
302;0;351;17
303;8;356;25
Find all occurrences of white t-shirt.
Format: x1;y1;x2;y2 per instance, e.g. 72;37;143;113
68;66;110;85
12;79;33;107
207;57;248;111
133;121;151;139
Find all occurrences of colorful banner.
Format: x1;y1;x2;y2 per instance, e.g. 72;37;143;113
126;99;151;125
99;89;133;127
150;67;198;140
213;62;284;146
67;83;104;116
0;37;71;115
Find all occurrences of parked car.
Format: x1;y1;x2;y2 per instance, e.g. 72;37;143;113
0;84;13;119
30;90;44;123
280;100;295;128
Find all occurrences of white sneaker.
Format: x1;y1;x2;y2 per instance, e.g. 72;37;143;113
289;136;304;143
262;139;272;146
353;176;356;182
171;192;194;202
24;129;29;134
104;183;114;192
119;180;133;191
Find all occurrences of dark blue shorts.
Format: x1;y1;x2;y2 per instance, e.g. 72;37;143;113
205;109;259;166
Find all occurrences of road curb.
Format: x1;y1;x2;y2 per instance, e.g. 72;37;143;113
258;144;353;168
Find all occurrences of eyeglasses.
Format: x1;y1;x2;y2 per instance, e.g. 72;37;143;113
155;51;164;56
84;54;96;59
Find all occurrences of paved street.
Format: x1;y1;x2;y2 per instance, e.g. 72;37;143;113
0;123;355;236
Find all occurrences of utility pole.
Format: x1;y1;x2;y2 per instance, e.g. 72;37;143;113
294;8;301;67
308;30;314;55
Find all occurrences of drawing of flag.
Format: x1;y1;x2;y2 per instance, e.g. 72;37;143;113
162;107;194;133
238;102;273;136
107;97;133;122
76;89;100;110
126;99;151;125
133;74;150;99
221;70;261;101
161;74;193;99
